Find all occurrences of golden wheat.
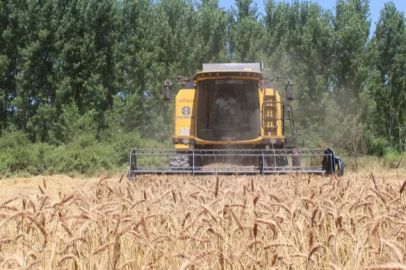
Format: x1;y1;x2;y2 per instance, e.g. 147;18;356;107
0;172;406;269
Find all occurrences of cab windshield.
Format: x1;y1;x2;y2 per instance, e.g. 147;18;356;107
196;79;260;141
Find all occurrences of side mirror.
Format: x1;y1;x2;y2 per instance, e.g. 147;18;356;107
285;85;293;100
163;80;172;101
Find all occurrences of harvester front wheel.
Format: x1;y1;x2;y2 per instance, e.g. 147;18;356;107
169;152;201;171
264;155;288;173
169;154;190;169
336;158;344;176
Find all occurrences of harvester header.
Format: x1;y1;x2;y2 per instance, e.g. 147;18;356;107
129;63;344;177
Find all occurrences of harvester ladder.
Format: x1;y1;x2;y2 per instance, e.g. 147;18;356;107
263;89;278;135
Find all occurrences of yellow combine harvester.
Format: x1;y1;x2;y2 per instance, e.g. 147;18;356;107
129;63;344;176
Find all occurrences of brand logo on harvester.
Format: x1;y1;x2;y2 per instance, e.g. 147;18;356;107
178;106;193;119
182;106;191;116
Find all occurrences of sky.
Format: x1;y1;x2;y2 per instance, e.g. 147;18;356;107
218;0;406;34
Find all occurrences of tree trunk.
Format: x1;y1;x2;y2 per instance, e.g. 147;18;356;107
388;78;392;147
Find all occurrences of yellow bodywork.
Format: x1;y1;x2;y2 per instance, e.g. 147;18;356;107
262;88;283;137
174;90;196;150
174;71;285;150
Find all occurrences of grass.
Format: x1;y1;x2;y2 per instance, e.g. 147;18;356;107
0;171;406;269
340;154;405;173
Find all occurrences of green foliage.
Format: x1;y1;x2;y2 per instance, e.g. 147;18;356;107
0;131;163;177
373;2;406;148
229;0;264;62
0;131;38;176
381;149;405;169
366;135;388;157
53;103;97;144
332;0;370;113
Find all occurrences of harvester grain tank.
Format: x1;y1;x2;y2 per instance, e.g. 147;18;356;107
129;63;344;176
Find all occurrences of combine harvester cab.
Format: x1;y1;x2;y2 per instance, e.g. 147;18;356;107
129;63;344;177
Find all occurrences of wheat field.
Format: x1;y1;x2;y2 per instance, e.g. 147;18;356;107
0;171;406;270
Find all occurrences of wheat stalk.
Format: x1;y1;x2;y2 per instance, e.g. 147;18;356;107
367;264;406;270
1;173;406;268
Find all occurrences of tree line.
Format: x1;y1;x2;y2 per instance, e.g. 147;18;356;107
0;0;405;168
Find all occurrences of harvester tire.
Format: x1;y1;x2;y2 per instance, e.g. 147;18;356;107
169;155;190;169
265;156;287;169
336;158;344;177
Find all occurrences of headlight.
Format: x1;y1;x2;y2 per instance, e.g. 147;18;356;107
182;139;190;144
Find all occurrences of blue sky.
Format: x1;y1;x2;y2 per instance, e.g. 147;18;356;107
218;0;406;34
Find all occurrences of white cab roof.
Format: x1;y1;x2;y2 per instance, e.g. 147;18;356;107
203;63;261;73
